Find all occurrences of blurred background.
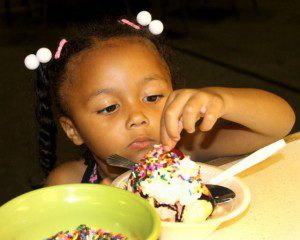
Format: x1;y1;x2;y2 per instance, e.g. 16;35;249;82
0;0;299;205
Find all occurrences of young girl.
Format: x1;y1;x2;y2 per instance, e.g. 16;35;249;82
27;15;295;186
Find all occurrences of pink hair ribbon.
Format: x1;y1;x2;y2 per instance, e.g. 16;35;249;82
54;38;68;59
120;19;141;30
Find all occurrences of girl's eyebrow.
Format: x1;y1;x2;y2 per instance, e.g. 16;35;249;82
143;74;165;82
88;88;115;101
88;74;165;102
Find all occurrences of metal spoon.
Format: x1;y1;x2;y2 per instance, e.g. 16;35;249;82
205;184;235;204
106;154;235;204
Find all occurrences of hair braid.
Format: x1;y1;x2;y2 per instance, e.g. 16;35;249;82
35;64;57;177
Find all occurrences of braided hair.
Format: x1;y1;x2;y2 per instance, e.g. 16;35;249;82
35;18;181;178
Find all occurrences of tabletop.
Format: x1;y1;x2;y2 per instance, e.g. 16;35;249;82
207;133;300;239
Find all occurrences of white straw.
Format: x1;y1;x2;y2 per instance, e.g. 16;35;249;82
208;139;286;184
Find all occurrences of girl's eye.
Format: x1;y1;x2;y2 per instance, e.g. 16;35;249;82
143;95;164;102
97;104;119;114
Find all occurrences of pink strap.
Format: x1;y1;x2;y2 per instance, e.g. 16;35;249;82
54;39;67;59
120;19;141;30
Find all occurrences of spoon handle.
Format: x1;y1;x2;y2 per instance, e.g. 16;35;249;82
208;139;286;185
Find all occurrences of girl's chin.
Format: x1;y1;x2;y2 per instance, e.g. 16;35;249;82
125;148;150;163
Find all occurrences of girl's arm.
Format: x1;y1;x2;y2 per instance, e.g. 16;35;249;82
161;88;295;160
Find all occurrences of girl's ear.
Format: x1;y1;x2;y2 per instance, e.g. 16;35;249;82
59;116;84;145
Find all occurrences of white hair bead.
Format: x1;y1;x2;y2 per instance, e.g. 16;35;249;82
36;48;52;63
136;11;152;26
24;54;40;70
149;20;164;35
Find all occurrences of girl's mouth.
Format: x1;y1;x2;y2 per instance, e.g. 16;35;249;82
128;137;155;150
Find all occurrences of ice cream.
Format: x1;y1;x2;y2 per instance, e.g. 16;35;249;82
128;144;216;223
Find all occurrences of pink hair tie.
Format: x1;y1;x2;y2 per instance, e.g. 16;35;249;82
120;19;141;30
54;38;68;59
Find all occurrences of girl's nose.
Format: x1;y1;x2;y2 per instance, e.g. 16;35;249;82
126;111;150;129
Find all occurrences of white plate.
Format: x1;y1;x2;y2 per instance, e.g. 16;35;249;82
112;162;251;240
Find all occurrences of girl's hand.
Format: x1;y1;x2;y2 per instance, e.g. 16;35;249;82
160;88;226;151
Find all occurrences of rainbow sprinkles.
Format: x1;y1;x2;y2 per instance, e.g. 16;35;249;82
130;145;202;194
45;224;128;240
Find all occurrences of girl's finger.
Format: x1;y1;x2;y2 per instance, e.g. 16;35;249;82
163;91;193;141
200;97;224;131
160;92;179;150
182;93;208;133
160;114;177;151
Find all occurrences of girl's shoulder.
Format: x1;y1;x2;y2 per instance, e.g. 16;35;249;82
44;159;87;186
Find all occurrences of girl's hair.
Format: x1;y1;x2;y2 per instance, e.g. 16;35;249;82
35;18;181;177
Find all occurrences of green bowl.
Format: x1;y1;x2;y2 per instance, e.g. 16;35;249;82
0;184;160;240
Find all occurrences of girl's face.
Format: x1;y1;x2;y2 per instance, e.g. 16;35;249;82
60;37;173;163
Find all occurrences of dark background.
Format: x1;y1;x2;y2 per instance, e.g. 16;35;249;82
0;0;299;205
